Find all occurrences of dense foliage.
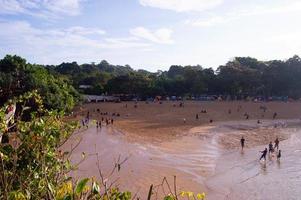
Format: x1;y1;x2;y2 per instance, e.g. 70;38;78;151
2;54;301;103
46;55;301;99
0;55;80;111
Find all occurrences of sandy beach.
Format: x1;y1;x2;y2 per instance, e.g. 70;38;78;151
63;101;301;199
71;101;301;143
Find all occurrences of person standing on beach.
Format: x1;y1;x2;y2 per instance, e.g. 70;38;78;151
87;111;90;120
259;148;268;161
268;142;274;153
277;150;281;161
274;137;280;150
196;113;199;120
240;136;245;150
84;121;88;128
273;112;277;119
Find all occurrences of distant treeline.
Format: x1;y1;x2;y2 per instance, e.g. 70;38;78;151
1;55;301;110
48;55;301;98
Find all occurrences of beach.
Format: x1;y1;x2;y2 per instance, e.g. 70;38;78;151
63;101;301;199
71;101;301;142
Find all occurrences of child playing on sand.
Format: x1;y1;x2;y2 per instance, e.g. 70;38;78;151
259;148;268;161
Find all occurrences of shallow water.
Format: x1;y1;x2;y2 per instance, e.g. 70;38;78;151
207;128;301;200
62;120;301;199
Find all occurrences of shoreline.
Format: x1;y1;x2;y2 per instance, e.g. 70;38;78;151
62;117;301;199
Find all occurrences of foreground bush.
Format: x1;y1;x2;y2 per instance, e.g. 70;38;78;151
0;91;205;200
0;91;131;199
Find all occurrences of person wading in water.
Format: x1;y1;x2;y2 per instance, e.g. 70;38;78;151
240;136;245;150
274;137;280;150
259;148;268;161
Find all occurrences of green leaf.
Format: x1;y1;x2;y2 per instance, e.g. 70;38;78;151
92;181;100;194
47;182;55;196
164;195;175;200
63;194;72;200
8;191;26;200
75;178;89;194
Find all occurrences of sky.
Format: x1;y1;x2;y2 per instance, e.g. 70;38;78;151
0;0;301;71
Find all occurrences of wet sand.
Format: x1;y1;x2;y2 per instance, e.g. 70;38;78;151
64;120;301;199
63;110;301;200
71;101;301;143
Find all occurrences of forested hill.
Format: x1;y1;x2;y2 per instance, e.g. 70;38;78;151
48;55;301;99
1;54;301;111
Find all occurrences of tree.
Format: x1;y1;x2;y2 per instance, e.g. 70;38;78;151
0;55;80;111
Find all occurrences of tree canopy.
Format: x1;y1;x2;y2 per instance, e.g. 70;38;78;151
46;55;301;99
0;55;80;111
2;54;301;107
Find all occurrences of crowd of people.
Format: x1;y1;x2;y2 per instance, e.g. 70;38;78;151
80;109;120;129
190;103;281;125
240;136;282;162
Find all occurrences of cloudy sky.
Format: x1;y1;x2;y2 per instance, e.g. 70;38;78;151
0;0;301;71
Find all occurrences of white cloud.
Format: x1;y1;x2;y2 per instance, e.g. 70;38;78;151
0;0;26;14
66;26;106;36
232;1;301;17
130;27;174;44
185;16;226;27
0;20;152;64
44;0;82;16
139;0;223;12
266;33;301;50
187;1;301;27
0;0;84;18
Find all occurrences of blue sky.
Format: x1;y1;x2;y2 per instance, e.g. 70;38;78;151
0;0;301;71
